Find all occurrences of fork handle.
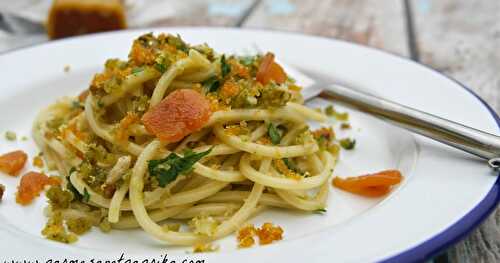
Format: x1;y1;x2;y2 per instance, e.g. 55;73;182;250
319;85;500;170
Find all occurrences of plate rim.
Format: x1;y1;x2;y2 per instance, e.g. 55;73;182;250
0;26;498;262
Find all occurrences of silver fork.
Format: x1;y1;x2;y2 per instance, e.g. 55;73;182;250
282;63;500;171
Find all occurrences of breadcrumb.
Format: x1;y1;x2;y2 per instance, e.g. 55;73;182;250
193;242;219;253
189;215;219;237
340;123;352;130
33;155;44;168
66;217;92;235
162;223;181;232
42;211;78;244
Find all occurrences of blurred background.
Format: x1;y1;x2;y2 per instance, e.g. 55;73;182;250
0;0;262;51
0;1;498;263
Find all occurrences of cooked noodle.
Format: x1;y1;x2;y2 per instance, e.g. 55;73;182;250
33;33;340;246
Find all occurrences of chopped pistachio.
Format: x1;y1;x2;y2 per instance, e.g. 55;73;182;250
340;123;352;130
46;186;74;209
42;211;78;243
66;217;92;235
339;138;356;150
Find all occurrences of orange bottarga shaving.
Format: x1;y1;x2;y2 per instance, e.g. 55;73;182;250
141;89;212;143
0;150;28;176
256;222;284;245
256;53;287;85
332;170;403;197
237;223;284;248
237;225;257;248
16;172;60;205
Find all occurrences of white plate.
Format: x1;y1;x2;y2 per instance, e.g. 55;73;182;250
0;28;498;263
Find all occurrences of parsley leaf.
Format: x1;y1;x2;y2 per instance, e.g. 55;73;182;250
314;208;327;214
154;55;170;73
82;188;90;202
239;56;255;66
132;67;144;75
339;138;356;150
66;168;83;201
283;158;300;173
97;100;104;108
168;34;189;53
71;101;84;110
203;76;221;92
267;123;281;145
221;55;231;78
155;63;166;73
148;148;212;187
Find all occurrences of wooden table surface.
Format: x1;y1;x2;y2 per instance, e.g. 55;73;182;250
149;0;500;262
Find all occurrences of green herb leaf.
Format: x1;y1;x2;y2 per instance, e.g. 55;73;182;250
148;148;212;187
283;158;299;173
82;188;90;202
154;55;170;73
97;100;104;108
313;208;327;214
168;34;189;53
221;55;231;78
239;56;255;66
66;171;82;201
154;63;166;73
71;101;84;110
203;76;221;93
268;123;281;145
339;138;356;150
132;67;144;74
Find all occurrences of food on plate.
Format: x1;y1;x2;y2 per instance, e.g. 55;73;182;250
16;172;60;205
332;170;403;197
31;32;402;248
237;223;283;248
0;150;28;176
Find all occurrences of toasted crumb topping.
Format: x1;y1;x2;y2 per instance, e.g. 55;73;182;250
193;242;219;253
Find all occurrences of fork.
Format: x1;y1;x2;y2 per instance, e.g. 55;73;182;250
282;63;500;171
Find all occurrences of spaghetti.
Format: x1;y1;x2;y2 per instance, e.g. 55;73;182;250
33;33;341;246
